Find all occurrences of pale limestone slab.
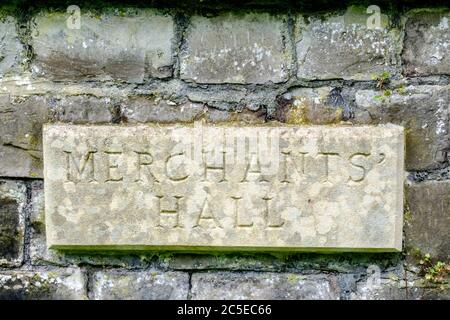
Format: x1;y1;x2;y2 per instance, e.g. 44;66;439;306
43;123;404;252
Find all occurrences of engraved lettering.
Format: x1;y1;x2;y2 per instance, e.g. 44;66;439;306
166;152;189;181
241;153;269;183
318;152;340;182
44;124;404;251
349;153;370;182
156;195;183;228
105;151;123;182
194;196;223;228
135;151;159;183
64;150;97;183
203;150;227;182
232;196;253;228
263;196;284;228
281;151;308;183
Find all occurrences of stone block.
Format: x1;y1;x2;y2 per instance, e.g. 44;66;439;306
351;277;450;300
0;180;26;267
403;11;450;76
405;181;450;260
277;87;349;124
0;95;114;178
0;268;87;300
31;10;174;82
43;123;404;252
295;7;401;80
52;96;114;124
190;272;339;299
0;16;25;76
0;95;49;178
122;96;204;123
180;13;290;84
355;85;449;170
90;270;189;300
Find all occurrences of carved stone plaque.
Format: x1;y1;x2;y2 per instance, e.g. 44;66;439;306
43;123;404;252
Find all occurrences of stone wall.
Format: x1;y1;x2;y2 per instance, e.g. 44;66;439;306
0;1;449;300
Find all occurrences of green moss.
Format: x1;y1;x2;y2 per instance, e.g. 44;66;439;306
373;95;385;102
415;253;450;285
51;244;402;254
285;105;308;125
395;85;407;95
0;5;17;18
404;205;412;222
287;274;305;283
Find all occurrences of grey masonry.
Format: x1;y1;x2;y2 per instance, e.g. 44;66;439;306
0;3;449;300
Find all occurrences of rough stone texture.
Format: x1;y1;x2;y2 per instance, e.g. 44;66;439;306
180;13;290;84
403;11;450;76
0;180;26;267
90;270;189;300
0;16;25;76
28;180;61;265
0;4;448;301
27;180;155;267
52;96;114;124
352;277;450;300
0;95;49;178
351;278;409;300
122;96;266;123
44;124;403;251
31;10;174;83
278;87;349;124
191;272;339;299
0;268;87;300
205;108;266;123
0;95;114;178
354;85;449;171
405;181;450;260
166;253;286;271
295;7;402;80
122;96;204;123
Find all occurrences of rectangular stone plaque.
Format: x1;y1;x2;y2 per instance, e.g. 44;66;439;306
43;123;404;252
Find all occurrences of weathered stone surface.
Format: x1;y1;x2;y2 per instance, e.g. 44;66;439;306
0;95;49;178
44;123;404;251
28;180;62;265
191;272;339;299
0;268;87;300
122;96;204;123
122;96;265;124
405;181;450;260
90;270;189;300
27;181;153;267
52;96;114;124
180;13;290;84
166;253;285;271
295;7;401;80
351;278;408;300
31;10;174;82
205;108;266;124
0;95;114;178
355;85;449;171
278;87;349;124
0;180;26;267
0;16;25;76
351;277;450;300
403;11;450;76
